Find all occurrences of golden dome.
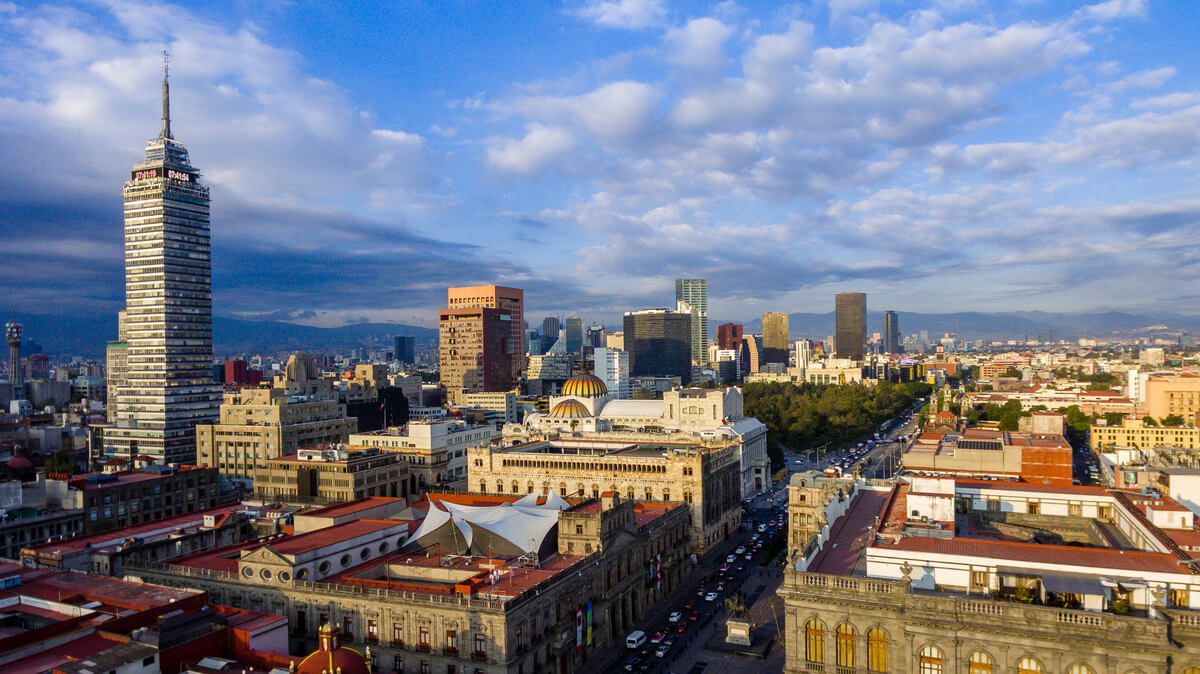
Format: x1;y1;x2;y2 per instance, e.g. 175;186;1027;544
562;373;608;397
549;399;592;419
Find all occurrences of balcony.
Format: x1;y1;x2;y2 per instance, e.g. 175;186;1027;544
472;651;488;661
443;647;458;656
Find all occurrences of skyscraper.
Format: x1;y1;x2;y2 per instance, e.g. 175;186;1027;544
5;321;22;401
438;307;513;402
883;310;900;355
564;316;584;354
674;278;708;364
623;309;692;384
106;62;221;465
541;316;561;341
762;312;790;366
835;292;867;360
716;323;743;351
448;285;523;378
593;347;631;399
393;335;415;364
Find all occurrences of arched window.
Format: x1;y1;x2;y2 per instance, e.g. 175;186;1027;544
1066;665;1096;674
836;624;855;667
480;481;486;493
804;619;825;663
968;651;993;674
919;645;943;674
1017;657;1044;674
867;627;888;672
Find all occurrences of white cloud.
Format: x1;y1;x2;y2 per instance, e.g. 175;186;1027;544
1079;0;1148;21
573;0;667;30
665;18;733;72
1130;92;1200;110
1108;67;1175;93
485;124;577;174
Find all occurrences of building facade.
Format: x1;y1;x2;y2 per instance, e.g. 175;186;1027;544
1146;374;1200;425
106;71;221;465
883;310;900;355
393;335;415;364
762;312;790;366
623;309;692;384
1092;417;1200;451
195;387;355;482
593;347;630;399
253;446;409;503
448;285;524;380
716;323;743;352
438;307;513;402
349;419;498;491
834;291;867;361
675;278;708;365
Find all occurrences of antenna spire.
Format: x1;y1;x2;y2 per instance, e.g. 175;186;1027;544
160;49;172;140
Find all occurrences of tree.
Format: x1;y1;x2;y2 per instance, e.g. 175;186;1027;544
45;451;75;475
1104;412;1126;426
1143;416;1159;427
1162;414;1187;427
1002;366;1022;378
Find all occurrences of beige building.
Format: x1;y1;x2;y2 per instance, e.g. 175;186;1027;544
348;420;498;491
605;331;624;350
458;390;521;424
468;437;742;552
1092;417;1200;451
762;312;790;366
196;386;356;481
128;491;690;674
272;354;334;399
1146;374;1200;424
253;446;409;503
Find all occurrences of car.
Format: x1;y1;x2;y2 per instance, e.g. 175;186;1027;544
758;524;767;532
745;553;753;560
726;554;737;563
684;600;695;610
717;582;726;591
655;645;668;658
720;563;730;572
736;564;745;572
735;546;746;554
688;611;700;622
623;656;641;671
650;632;666;644
676;622;688;633
705;592;719;601
668;611;683;623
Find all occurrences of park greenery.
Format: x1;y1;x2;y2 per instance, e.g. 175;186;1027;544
744;380;932;468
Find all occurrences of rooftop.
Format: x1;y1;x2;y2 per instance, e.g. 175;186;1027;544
23;504;243;556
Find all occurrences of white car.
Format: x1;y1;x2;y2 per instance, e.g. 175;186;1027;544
668;611;683;623
735;546;746;554
705;592;719;602
726;554;737;563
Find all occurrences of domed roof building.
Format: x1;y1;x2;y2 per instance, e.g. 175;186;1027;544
549;399;591;419
294;623;372;674
561;373;607;398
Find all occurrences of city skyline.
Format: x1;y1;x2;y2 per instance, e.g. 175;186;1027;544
2;1;1200;329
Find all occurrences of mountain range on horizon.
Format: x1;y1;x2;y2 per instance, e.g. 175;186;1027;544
8;309;1200;359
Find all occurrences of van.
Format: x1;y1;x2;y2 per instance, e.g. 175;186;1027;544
626;630;647;649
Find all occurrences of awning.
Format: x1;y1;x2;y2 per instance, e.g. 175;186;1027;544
1040;571;1107;596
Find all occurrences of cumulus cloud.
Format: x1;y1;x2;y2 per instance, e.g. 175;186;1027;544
572;0;667;30
485;124;577;174
665;17;733;72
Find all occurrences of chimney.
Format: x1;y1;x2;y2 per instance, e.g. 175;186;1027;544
600;491;618;511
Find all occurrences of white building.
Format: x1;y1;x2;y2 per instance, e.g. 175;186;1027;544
348;419;498;490
593;347;630;399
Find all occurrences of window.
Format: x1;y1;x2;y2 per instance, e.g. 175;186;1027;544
343;616;353;640
1066;666;1096;674
1172;589;1190;607
420;661;430;674
1026;500;1039;515
971;571;988;589
1068;504;1082;517
969;651;993;674
446;629;458;654
420;626;430;650
393;623;404;646
867;628;887;672
475;632;487;657
835;624;855;667
804;619;824;663
368;619;378;642
919;645;943;674
1017;657;1044;673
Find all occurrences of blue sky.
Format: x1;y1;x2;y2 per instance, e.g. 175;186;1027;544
1;0;1198;329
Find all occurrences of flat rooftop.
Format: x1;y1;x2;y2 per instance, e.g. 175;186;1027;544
171;518;403;573
23;504;244;556
300;496;405;519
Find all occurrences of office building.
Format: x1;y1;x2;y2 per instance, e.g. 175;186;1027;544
675;278;708;364
623;309;692;384
716;322;743;351
883;309;900;355
1091;417;1200;451
392;335;415;364
195;385;355;482
349;419;498;491
779;472;1200;673
834;292;867;360
106;66;221;465
448;285;523;380
762;312;790;366
253;445;409;503
438;307;513;402
541;316;561;341
741;335;762;374
605;331;624;350
104;311;128;423
593;346;631;399
5;320;21;401
1145;374;1200;425
565;316;584;354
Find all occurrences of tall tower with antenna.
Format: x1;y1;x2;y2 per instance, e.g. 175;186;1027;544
5;320;22;400
104;52;220;464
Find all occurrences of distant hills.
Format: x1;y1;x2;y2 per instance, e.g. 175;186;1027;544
13;309;1200;358
734;310;1200;342
11;313;437;358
